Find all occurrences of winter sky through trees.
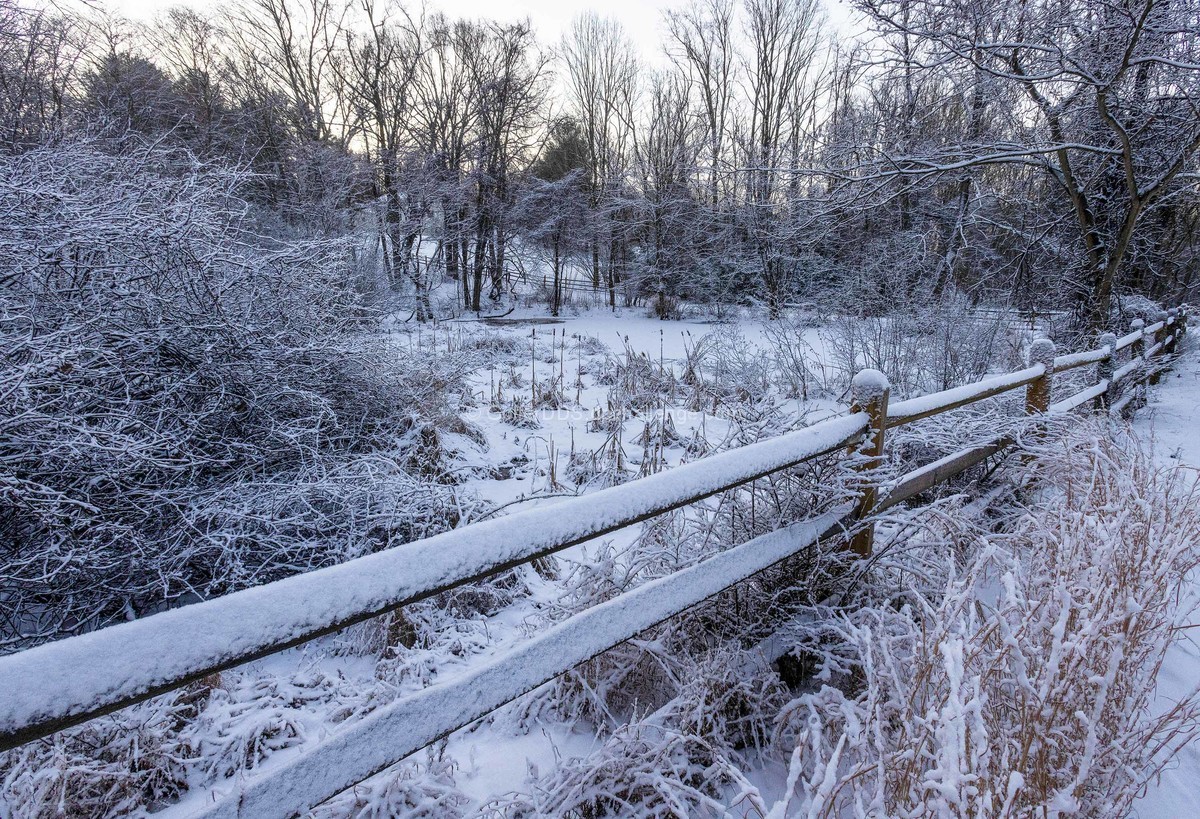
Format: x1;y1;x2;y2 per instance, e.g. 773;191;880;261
103;0;861;66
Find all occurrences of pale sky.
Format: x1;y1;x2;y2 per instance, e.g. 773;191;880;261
98;0;859;66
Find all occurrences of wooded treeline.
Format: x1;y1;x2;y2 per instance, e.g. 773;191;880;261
3;0;1199;324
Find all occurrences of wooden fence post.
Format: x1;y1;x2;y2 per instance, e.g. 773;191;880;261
1165;308;1181;355
1025;337;1056;416
1150;310;1169;386
1130;318;1146;359
849;369;890;557
1095;332;1117;412
1128;319;1146;412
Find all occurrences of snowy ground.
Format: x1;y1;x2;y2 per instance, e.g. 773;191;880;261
1131;343;1200;817
143;305;845;817
9;303;1195;818
414;305;839;510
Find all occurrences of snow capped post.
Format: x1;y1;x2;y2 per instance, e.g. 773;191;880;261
1130;318;1146;365
1150;310;1170;386
1128;318;1147;412
1025;337;1056;417
1165;307;1181;356
1095;332;1118;412
849;368;890;557
1130;317;1146;353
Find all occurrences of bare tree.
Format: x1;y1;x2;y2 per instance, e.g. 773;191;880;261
853;0;1200;330
631;71;705;314
740;0;826;316
666;0;736;207
411;14;476;308
338;0;429;316
0;0;83;152
561;12;638;307
225;0;351;147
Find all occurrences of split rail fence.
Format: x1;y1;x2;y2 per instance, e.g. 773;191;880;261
0;307;1189;818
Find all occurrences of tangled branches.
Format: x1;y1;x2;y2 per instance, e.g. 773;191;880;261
0;141;479;649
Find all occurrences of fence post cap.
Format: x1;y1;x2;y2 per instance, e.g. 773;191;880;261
1099;332;1118;351
1131;318;1146;330
851;368;890;402
1028;337;1056;367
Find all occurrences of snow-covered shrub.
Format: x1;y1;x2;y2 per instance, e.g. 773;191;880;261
532;376;568;410
770;426;1200;817
493;635;789;818
1115;294;1164;329
0;141;477;648
312;753;467;819
462;330;526;359
600;340;678;416
565;435;630;489
822;297;1008;397
501;396;542;428
885;398;1037;504
494;722;740;818
182;456;475;592
586;405;624;434
635;414;684;451
762;315;832;400
0;693;195;817
684;327;777;415
0;663;401;818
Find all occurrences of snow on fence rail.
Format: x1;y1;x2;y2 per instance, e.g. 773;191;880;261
185;506;855;819
0;413;871;750
0;307;1188;819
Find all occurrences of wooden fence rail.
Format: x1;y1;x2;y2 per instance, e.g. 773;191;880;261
0;307;1188;819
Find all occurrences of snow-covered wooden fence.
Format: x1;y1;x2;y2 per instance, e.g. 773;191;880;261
0;308;1187;818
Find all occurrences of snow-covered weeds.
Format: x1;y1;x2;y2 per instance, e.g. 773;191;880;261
772;426;1200;817
822;299;1012;398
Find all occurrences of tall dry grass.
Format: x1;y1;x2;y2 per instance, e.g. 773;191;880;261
770;425;1200;817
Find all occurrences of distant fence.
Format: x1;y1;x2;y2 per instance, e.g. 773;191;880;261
0;308;1188;818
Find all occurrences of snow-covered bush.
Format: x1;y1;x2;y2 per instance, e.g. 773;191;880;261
600;339;678;416
313;753;467;819
0;691;196;817
494;721;745;817
0;141;478;648
1115;294;1165;328
501;396;543;428
822;298;1009;398
683;327;777;415
763;315;833;400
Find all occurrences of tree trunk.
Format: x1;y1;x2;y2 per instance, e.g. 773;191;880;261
472;234;486;313
460;238;472;309
551;234;562;317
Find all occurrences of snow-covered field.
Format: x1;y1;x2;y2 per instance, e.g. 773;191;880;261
429;306;837;506
5;305;1198;818
119;307;852;817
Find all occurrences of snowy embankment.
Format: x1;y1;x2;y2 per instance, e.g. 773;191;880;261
1132;344;1200;817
